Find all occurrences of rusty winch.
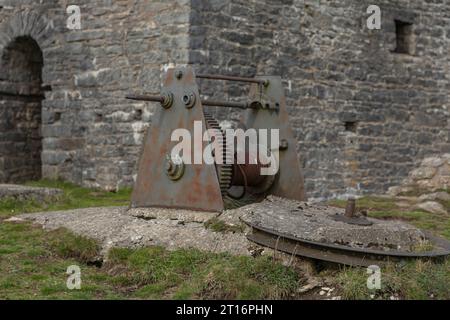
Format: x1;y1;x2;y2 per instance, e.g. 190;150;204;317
127;67;450;267
127;67;305;212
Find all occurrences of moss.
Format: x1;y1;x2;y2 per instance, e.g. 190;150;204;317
204;218;245;234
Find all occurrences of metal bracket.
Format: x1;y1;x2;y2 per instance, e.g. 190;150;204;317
130;67;224;212
242;76;306;201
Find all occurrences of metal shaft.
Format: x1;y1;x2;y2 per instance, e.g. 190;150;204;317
345;198;356;218
201;99;249;109
196;74;268;86
126;94;252;109
126;94;164;103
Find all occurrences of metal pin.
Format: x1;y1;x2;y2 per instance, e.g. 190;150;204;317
345;198;356;218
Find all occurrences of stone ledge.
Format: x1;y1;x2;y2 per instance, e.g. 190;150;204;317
0;184;63;202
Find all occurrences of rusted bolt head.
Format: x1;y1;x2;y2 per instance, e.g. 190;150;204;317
165;161;173;172
280;139;289;150
165;155;185;181
249;101;263;109
175;70;183;79
182;91;196;109
161;90;174;109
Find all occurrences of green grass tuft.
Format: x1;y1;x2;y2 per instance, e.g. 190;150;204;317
106;247;302;299
0;222;124;300
335;259;450;300
327;196;450;300
46;228;100;263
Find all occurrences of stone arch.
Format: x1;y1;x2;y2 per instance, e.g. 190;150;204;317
0;11;54;183
0;10;55;55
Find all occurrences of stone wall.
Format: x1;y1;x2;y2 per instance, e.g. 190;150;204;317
0;0;191;190
1;0;449;199
189;0;450;199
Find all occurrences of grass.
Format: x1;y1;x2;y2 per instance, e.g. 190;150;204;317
329;196;398;212
327;195;450;300
333;259;450;300
0;179;131;219
1;180;449;300
329;195;450;240
46;229;100;263
0;223;122;299
0;179;303;299
105;247;301;299
0;222;303;299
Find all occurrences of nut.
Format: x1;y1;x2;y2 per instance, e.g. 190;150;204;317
175;70;183;79
280;139;289;150
182;91;196;109
165;154;185;181
161;90;174;109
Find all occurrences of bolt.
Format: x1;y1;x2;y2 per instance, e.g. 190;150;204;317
165;161;173;172
161;91;174;109
165;155;185;181
280;139;289;151
175;70;183;79
182;91;196;109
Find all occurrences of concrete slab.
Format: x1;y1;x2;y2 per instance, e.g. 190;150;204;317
240;196;427;252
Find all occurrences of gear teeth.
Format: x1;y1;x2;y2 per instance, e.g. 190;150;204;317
203;110;233;195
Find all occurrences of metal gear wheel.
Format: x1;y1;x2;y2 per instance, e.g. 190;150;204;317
203;110;233;195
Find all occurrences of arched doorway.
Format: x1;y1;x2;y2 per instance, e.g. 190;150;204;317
0;36;44;183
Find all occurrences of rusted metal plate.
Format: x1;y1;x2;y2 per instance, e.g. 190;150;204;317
131;67;224;212
247;225;450;267
242;77;306;201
